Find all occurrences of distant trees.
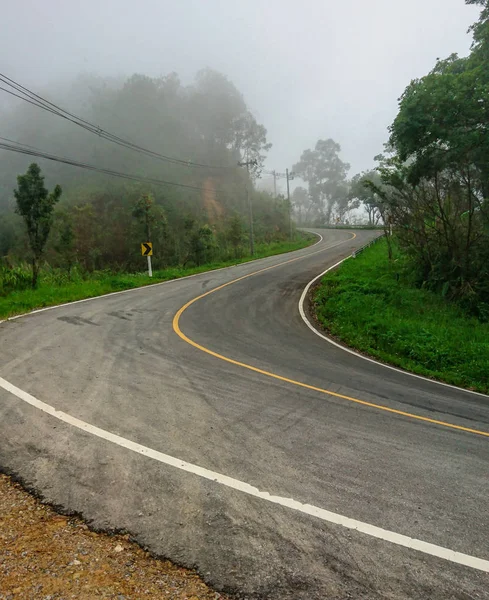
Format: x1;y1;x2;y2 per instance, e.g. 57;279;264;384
14;163;62;287
349;171;383;226
0;68;296;278
292;139;351;224
291;187;310;225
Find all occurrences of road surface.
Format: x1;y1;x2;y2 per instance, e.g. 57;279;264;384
1;229;488;599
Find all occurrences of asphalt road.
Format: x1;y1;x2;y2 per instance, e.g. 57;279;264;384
1;229;488;599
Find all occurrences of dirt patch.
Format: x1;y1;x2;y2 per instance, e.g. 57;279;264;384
0;473;228;600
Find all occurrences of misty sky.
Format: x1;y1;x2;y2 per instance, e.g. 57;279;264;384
2;0;481;183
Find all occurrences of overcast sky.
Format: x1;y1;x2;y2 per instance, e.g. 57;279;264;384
1;0;481;180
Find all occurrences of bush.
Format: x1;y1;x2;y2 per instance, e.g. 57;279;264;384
314;238;489;394
0;265;32;294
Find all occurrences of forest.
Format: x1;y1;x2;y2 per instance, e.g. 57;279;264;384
311;0;489;394
0;58;385;304
3;0;488;325
349;0;489;320
0;69;299;295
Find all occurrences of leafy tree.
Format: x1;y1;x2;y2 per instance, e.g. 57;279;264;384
293;139;350;224
183;222;216;266
467;0;489;60
52;210;75;274
232;111;272;176
226;214;245;258
14;163;62;287
132;193;156;241
291;186;310;225
331;181;359;224
383;8;489;314
350;171;383;226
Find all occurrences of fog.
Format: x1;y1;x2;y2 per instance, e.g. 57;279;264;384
2;0;480;176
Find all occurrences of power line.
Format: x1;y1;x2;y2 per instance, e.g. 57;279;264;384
0;139;224;195
0;73;227;169
0;85;63;118
0;73;236;171
0;135;45;152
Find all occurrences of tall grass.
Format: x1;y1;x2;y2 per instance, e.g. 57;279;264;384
313;238;489;394
0;235;315;319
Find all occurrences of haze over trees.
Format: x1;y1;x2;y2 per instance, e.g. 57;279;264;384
0;69;292;282
292;139;353;225
1;0;486;319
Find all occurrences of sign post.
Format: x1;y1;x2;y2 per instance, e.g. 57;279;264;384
141;242;153;277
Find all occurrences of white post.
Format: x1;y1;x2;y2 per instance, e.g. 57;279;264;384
147;255;153;277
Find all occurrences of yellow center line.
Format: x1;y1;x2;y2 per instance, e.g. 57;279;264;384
172;233;489;439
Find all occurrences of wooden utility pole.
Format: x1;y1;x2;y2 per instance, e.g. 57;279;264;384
238;159;258;256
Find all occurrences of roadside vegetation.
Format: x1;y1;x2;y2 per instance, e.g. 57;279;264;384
312;1;489;395
314;238;489;394
349;1;489;324
0;69;319;319
0;234;313;319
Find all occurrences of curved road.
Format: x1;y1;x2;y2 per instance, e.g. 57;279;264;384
1;229;488;599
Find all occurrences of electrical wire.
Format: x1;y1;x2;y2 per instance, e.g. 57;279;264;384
0;73;237;171
0;135;45;152
0;139;224;195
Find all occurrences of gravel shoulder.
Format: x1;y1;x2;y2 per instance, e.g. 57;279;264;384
0;473;227;600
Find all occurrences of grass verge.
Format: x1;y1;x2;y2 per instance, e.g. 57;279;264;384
313;238;489;394
0;235;315;320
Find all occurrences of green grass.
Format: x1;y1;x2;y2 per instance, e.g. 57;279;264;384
313;238;489;394
314;225;384;230
0;235;315;320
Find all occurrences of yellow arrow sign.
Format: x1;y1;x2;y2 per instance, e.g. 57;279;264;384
141;242;153;256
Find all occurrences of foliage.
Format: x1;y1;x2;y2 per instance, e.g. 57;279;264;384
0;69;293;280
293;139;351;224
368;2;489;318
0;233;315;318
14;163;62;288
291;187;310;225
349;171;383;226
314;239;489;394
226;214;245;258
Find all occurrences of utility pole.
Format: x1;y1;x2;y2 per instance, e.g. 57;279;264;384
286;168;295;240
272;170;277;197
238;159;257;256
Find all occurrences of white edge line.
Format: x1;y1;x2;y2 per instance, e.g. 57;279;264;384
298;253;489;400
0;232;324;326
0;375;487;573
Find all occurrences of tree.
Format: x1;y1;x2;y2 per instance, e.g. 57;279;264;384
291;187;310;225
14;163;61;287
133;193;156;241
332;181;359;224
383;18;489;314
226;214;244;258
231;111;272;177
350;171;383;226
293;139;350;224
184;223;216;266
52;210;75;274
132;192;169;267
